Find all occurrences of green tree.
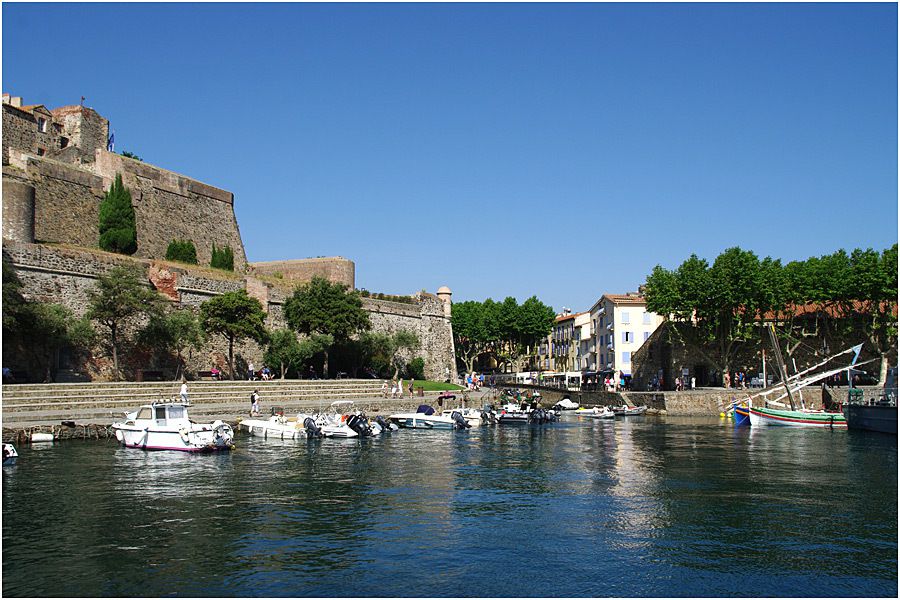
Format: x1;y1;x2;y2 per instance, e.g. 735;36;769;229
98;173;137;255
121;150;142;161
29;303;96;382
451;300;488;373
137;308;206;377
264;331;334;379
200;289;268;379
87;264;165;379
283;277;371;377
210;243;234;271
165;240;198;264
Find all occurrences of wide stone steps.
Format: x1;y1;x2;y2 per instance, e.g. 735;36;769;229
0;379;411;427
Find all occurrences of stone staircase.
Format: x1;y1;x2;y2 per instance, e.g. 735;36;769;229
0;379;409;427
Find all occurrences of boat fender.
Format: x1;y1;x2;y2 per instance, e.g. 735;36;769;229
179;426;191;443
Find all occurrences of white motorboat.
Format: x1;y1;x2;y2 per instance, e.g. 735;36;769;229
496;402;559;425
240;409;317;440
553;397;580;410
390;405;470;429
3;443;18;466
583;406;615;419
112;399;234;452
314;401;387;438
441;407;487;427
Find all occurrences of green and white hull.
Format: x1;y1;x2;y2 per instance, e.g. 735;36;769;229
748;402;847;429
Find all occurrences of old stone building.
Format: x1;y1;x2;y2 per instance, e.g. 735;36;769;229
2;93;457;382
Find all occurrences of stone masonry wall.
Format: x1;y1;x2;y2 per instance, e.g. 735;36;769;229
250;257;355;289
93;150;247;271
2;242;455;383
2;105;37;165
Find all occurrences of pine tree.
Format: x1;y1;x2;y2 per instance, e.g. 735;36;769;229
98;173;137;255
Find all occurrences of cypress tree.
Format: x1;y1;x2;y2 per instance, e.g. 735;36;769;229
210;243;234;271
98;173;137;255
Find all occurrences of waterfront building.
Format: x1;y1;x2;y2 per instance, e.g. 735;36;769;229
589;292;663;383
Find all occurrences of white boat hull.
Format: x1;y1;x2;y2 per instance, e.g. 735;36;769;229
113;421;234;452
389;413;459;429
240;417;308;440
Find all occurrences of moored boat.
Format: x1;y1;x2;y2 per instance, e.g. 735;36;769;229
3;443;18;466
389;405;470;429
748;401;846;428
240;407;317;440
842;368;897;434
112;399;234;452
612;405;647;416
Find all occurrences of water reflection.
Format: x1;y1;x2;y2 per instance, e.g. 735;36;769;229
2;419;896;598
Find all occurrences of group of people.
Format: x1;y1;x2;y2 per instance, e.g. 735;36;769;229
464;373;491;390
723;371;747;389
673;376;696;391
246;362;274;381
381;378;413;399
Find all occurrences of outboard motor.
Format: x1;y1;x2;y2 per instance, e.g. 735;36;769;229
346;414;373;437
450;411;471;429
374;415;397;433
304;417;323;438
211;420;234;447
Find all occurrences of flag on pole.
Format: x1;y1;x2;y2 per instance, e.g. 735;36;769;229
850;344;863;365
107;131;115;152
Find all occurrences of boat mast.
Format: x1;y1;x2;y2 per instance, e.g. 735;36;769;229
767;323;796;411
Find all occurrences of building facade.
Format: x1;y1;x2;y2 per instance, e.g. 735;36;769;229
590;292;664;380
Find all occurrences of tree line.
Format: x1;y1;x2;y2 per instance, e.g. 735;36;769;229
3;263;422;382
642;244;898;382
451;296;556;373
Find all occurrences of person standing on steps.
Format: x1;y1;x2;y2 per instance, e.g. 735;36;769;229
180;378;188;403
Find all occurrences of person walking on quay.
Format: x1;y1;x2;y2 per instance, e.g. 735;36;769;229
248;362;255;381
724;372;731;389
250;389;260;416
408;380;414;398
180;378;188;402
381;380;389;398
390;379;397;399
398;377;404;399
691;376;696;390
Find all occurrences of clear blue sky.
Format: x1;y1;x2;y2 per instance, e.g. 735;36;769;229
4;3;897;313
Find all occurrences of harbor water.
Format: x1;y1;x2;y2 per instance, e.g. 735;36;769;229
2;416;897;597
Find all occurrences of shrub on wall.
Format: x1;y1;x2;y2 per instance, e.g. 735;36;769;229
165;240;198;264
210;243;234;271
98;173;137;255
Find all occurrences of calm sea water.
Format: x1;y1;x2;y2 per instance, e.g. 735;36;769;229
2;416;896;597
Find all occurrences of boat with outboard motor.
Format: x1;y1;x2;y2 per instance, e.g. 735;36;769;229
240;406;319;440
611;405;647;417
496;401;559;425
112;398;234;452
3;443;18;466
313;401;398;438
389;405;471;429
580;406;615;419
553;397;580;411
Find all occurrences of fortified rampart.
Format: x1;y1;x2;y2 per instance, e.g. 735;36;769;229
250;257;355;288
1;241;456;382
1;94;456;383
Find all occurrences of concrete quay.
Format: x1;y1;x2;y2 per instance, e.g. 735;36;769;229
0;379;458;443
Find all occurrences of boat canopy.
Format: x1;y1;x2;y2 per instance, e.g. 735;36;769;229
416;405;435;415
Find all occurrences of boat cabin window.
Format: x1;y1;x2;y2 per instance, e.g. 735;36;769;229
167;405;185;420
155;406;167;424
136;407;152;420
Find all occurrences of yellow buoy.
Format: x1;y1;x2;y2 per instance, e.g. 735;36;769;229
719;412;726;418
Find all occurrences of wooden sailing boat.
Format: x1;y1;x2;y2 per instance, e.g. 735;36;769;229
738;325;875;428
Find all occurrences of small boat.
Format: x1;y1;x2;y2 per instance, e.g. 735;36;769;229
441;407;489;427
611;405;647;416
112;399;234;452
553;397;580;411
240;407;317;440
389;405;470;429
3;443;18;466
583;406;615;419
732;402;750;426
842;368;897;435
496;402;558;425
748;401;847;429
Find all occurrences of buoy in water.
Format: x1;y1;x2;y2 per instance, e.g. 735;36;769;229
31;432;54;443
719;412;726;418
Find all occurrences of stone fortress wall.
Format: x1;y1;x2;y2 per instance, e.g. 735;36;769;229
250;257;355;288
1;94;457;382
